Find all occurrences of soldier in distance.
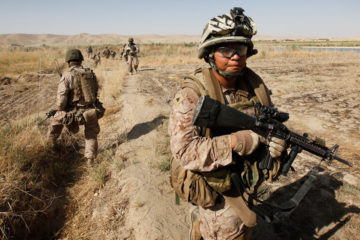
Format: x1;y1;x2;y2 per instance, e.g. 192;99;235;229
122;37;140;74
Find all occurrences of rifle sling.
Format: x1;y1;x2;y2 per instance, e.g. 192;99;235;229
231;167;319;223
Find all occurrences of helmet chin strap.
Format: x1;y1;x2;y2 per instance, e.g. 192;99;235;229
209;57;245;78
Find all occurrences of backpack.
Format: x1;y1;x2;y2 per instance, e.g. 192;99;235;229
72;68;98;104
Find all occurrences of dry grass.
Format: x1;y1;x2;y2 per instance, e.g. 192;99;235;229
93;58;127;104
0;46;129;239
140;44;201;66
0;48;64;76
253;46;360;60
140;44;202;66
0;115;84;239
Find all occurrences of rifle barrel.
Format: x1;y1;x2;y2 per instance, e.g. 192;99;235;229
334;155;353;167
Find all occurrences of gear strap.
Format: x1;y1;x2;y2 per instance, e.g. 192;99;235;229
222;193;257;227
231;167;319;223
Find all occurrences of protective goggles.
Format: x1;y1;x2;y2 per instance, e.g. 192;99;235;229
216;45;248;58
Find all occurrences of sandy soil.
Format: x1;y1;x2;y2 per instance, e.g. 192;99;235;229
1;52;359;239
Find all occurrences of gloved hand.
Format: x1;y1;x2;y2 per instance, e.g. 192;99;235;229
269;137;286;158
232;130;259;156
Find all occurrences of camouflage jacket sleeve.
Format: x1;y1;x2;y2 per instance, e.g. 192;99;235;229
135;44;139;53
56;72;72;110
168;88;233;172
121;46;128;57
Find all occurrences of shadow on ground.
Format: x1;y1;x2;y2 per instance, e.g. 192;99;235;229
252;170;360;240
126;115;167;141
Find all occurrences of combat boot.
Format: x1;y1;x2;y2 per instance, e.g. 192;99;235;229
189;206;202;240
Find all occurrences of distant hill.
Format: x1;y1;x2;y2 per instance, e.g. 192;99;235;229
1;33;359;47
0;33;201;47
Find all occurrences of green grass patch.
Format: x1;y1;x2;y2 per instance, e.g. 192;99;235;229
158;158;171;172
342;185;360;195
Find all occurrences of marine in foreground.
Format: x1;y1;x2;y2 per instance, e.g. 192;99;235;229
168;7;351;240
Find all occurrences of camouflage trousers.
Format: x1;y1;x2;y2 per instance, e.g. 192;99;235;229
47;110;100;159
198;197;252;240
126;55;139;73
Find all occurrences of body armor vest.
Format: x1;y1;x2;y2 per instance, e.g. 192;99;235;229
71;67;98;105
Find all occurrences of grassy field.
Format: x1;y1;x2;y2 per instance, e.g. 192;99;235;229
2;40;360;77
0;42;359;239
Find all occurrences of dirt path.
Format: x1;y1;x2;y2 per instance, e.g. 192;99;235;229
104;69;190;240
60;66;195;240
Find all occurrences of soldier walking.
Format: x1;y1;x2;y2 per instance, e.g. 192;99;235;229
48;49;105;165
102;46;111;59
110;50;116;59
92;52;101;67
87;46;93;58
122;38;140;74
169;8;286;240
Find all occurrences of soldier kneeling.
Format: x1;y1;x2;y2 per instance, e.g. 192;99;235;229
48;49;105;165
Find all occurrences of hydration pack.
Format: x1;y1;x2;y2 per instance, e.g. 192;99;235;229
72;68;98;104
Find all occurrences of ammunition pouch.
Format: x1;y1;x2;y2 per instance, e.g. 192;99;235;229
62;112;75;126
201;168;232;193
62;112;79;133
170;157;219;208
83;109;98;124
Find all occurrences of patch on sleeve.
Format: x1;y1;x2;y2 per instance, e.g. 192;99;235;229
173;93;184;106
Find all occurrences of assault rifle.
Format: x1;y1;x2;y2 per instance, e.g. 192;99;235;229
192;95;352;222
37;109;57;126
192;96;352;175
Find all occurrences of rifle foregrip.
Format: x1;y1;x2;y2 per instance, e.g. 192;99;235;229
282;147;301;176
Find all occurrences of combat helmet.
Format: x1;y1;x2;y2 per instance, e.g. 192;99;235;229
128;37;134;42
198;7;257;60
65;49;84;62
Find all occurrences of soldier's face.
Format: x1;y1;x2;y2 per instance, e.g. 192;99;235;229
213;43;247;73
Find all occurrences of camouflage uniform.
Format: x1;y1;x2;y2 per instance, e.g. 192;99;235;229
103;47;110;59
92;53;101;67
48;65;100;160
122;43;139;73
110;50;116;59
169;79;260;239
167;7;286;239
87;46;93;58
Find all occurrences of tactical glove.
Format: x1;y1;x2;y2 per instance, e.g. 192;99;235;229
232;130;259;156
269;137;286;158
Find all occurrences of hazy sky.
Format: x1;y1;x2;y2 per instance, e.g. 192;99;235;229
1;0;359;37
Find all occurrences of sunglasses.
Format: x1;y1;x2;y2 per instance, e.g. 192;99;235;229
216;46;248;58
